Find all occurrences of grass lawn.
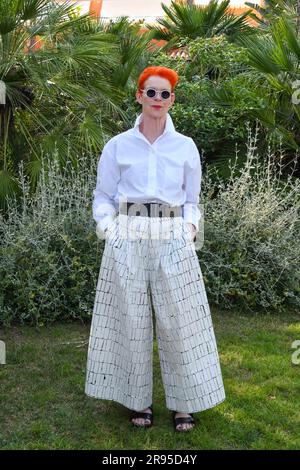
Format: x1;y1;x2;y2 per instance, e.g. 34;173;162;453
0;308;299;450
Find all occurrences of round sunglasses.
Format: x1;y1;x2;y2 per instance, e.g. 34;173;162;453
140;87;172;100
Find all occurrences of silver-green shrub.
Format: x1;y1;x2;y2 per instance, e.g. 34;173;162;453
0;150;103;326
199;124;300;313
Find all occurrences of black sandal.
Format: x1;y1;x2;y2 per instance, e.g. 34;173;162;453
172;411;196;432
130;404;153;428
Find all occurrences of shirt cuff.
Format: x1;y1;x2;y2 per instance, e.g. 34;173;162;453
183;204;201;232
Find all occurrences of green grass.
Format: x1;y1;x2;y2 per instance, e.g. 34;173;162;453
0;308;299;450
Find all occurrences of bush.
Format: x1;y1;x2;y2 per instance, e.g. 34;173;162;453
0;151;104;327
198;124;300;313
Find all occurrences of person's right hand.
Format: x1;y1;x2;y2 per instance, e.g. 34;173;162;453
96;217;116;240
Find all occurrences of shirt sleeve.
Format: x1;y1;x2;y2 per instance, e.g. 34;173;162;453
92;139;120;232
182;138;202;232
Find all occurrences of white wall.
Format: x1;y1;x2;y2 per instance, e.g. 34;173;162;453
100;0;255;19
101;0;173;19
72;1;91;15
194;0;253;5
70;0;260;19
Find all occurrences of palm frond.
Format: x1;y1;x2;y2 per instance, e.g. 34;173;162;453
0;169;20;209
149;0;257;45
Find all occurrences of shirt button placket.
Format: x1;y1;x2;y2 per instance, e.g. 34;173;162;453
147;147;156;197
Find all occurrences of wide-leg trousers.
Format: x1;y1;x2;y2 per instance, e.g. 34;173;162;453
85;214;226;413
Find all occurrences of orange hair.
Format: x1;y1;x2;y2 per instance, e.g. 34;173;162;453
138;66;179;91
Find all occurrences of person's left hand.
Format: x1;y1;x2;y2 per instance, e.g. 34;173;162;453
186;223;197;242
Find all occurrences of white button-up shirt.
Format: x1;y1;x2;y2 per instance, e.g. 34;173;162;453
93;112;202;233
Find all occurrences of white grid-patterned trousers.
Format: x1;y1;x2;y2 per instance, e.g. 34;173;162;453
85;214;226;413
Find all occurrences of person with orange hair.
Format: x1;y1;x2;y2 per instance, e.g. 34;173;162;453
85;66;226;432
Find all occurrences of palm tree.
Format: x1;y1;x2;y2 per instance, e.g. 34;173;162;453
245;0;298;30
211;14;300;158
95;16;156;89
0;1;153;210
146;0;256;49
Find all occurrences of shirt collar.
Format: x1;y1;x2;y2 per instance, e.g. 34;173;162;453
133;112;176;137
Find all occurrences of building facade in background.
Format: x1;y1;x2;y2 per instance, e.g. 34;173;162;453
69;0;259;22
